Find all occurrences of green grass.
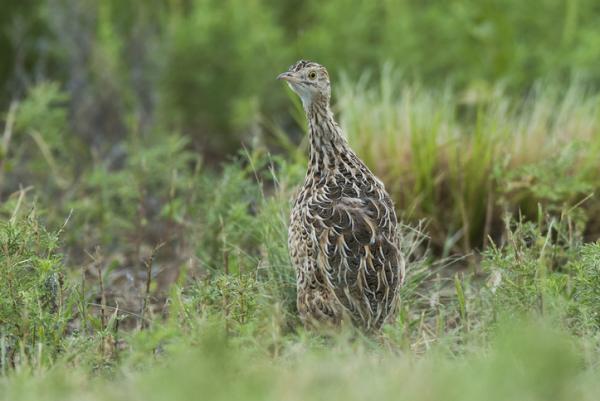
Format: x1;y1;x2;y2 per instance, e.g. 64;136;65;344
4;2;600;398
2;72;600;399
1;317;599;401
337;72;600;252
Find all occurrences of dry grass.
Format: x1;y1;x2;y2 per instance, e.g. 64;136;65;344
337;70;600;252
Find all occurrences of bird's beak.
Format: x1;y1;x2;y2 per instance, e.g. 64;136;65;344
277;71;298;83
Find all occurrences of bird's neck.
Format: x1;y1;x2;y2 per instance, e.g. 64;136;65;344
305;102;350;166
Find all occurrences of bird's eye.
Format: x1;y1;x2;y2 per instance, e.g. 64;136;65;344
308;71;317;80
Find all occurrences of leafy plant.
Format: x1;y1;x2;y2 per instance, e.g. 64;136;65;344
0;203;74;370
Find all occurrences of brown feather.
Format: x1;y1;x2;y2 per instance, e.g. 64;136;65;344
284;60;405;332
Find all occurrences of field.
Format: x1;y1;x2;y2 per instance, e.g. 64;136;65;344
2;1;600;400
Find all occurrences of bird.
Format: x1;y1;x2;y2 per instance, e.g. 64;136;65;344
278;60;405;332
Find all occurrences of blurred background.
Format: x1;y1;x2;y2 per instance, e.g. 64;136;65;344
3;0;600;157
2;2;600;393
3;0;600;313
3;0;600;291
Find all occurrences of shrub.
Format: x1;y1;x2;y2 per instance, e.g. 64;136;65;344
5;82;80;194
159;0;288;156
189;152;304;329
0;204;73;370
479;209;600;335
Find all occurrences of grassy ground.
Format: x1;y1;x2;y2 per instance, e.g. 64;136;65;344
2;319;600;401
2;74;600;399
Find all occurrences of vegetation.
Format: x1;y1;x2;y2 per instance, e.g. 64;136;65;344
2;1;600;400
338;75;600;251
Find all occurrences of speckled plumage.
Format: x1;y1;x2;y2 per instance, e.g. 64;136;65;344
279;60;405;331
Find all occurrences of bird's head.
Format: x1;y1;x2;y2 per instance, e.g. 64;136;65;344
277;60;330;109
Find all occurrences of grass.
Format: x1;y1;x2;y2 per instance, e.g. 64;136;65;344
337;71;600;252
2;72;600;399
1;317;599;401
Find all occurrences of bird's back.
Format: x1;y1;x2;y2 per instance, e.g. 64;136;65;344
280;59;404;332
289;147;404;331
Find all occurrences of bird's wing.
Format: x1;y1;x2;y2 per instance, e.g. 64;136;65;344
310;191;403;329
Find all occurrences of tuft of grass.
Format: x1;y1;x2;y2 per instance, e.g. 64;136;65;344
337;70;600;252
0;202;74;372
479;207;600;336
567;243;600;332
